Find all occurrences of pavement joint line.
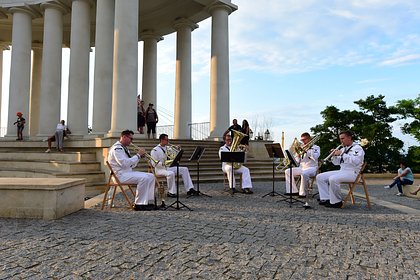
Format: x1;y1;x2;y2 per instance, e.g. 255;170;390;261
350;191;420;215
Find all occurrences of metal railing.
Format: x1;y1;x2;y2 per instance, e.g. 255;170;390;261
156;122;210;140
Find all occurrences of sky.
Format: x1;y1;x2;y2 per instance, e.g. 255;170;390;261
1;0;420;150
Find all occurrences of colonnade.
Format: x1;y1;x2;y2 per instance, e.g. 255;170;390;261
0;0;237;139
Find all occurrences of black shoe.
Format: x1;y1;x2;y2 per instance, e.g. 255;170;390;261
298;195;306;198
167;192;177;198
133;204;153;211
187;189;198;196
318;200;330;205
286;192;299;196
325;201;343;208
243;188;253;194
229;188;236;195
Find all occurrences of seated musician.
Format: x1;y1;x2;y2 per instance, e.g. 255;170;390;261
151;134;198;197
316;130;365;208
108;130;157;211
284;132;320;197
219;134;253;194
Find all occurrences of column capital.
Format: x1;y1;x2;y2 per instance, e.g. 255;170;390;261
207;1;238;15
0;41;10;51
8;6;41;19
40;1;71;14
139;30;163;42
173;18;198;32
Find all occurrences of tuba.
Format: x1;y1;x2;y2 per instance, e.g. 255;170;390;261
227;129;247;169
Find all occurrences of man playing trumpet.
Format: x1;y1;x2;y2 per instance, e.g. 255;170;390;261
108;130;157;211
151;134;198;197
284;132;320;197
316;130;365;208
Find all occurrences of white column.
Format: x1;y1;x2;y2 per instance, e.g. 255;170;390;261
67;0;91;136
173;19;197;139
0;42;9;132
92;0;115;135
208;4;235;140
38;2;68;136
108;0;138;136
30;44;42;136
140;31;162;114
6;8;36;138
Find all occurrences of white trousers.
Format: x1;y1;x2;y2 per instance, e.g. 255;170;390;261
118;171;155;205
284;166;317;195
316;170;357;204
222;164;252;189
155;166;194;194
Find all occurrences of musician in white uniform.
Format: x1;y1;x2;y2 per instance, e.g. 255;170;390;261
316;131;365;208
284;132;320;197
219;134;253;194
151;134;198;197
108;130;156;211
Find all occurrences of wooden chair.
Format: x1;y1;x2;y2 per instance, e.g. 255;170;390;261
147;161;167;207
341;162;371;208
101;161;136;210
294;161;321;197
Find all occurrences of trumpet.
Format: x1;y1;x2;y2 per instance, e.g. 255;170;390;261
129;143;159;165
322;145;343;163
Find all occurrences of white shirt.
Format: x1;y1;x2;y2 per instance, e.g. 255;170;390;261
298;144;320;169
331;144;365;173
107;141;141;176
151;144;167;169
56;123;66;131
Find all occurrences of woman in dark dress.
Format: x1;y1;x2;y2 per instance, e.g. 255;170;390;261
241;119;250;146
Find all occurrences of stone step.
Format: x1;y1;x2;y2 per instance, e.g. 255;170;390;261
0;160;101;173
0;151;97;162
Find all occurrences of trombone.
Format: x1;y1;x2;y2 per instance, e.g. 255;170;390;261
129;143;159;165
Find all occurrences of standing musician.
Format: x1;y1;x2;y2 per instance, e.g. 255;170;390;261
219;134;253;194
316;130;365;208
108;130;157;211
284;132;320;197
151;134;198;197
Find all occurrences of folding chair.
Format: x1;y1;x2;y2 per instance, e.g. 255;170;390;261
293;161;321;197
147;161;167;207
101;161;136;210
341;162;371;208
223;172;242;190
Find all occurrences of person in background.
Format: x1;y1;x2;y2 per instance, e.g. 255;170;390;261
45;120;71;153
240;119;251;147
137;96;146;134
145;103;158;139
223;119;242;139
14;112;25;141
384;161;414;196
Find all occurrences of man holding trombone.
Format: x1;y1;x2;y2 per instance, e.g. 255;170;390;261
316;130;365;208
284;132;320;197
108;130;157;211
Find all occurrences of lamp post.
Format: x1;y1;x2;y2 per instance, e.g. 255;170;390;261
264;129;270;140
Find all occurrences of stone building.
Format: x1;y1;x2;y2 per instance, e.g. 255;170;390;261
0;0;237;139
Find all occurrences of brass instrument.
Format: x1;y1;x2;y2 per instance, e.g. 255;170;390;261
164;143;181;167
276;137;300;171
129;143;159;165
227;129;247;169
322;144;343;163
294;134;320;156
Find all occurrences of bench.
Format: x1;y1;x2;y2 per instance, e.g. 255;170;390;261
0;178;85;220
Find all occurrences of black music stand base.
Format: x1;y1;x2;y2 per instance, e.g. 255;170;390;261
277;164;305;207
165;164;193;211
262;159;284;198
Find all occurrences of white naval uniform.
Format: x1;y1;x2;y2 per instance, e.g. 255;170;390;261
285;144;320;195
219;145;253;189
150;144;195;194
107;141;155;205
316;144;365;204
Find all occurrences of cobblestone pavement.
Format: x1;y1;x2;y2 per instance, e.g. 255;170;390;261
1;182;419;279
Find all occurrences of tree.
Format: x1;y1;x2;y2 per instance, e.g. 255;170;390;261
311;95;403;172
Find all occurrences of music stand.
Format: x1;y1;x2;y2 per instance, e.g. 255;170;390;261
220;151;245;195
262;143;284;198
165;150;192;211
278;149;305;207
188;146;211;198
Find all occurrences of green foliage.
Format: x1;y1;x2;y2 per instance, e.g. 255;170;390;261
311;95;404;173
394;94;420;142
406;146;420;173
